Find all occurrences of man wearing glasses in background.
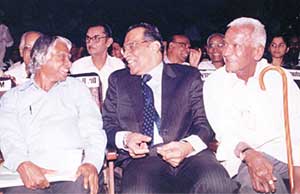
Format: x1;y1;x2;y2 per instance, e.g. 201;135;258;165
102;22;238;194
70;23;125;97
164;34;202;68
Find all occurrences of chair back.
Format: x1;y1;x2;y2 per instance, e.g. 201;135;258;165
69;73;103;111
0;77;14;98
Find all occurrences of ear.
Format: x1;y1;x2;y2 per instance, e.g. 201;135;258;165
19;48;24;58
150;40;162;53
106;37;113;48
254;45;265;61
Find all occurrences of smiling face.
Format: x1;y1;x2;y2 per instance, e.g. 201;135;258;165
41;40;71;82
206;34;225;64
168;35;191;63
123;27;157;75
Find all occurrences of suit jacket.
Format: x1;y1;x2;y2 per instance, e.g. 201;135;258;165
102;63;214;162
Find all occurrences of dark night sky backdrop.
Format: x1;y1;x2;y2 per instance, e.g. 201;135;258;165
1;0;299;48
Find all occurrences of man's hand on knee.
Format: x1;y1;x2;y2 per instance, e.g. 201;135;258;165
243;150;276;193
17;161;54;190
76;163;98;194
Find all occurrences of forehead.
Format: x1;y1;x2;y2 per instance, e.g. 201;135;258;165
52;40;69;53
87;26;105;35
125;27;145;42
272;37;285;43
24;33;40;45
225;26;252;43
208;35;224;43
173;35;190;43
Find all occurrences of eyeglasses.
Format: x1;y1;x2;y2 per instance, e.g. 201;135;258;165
123;40;152;52
172;41;191;49
85;35;107;43
207;43;225;49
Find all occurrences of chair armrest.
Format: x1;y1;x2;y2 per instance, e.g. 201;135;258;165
106;145;118;161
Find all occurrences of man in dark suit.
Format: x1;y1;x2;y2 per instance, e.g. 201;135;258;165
102;22;238;194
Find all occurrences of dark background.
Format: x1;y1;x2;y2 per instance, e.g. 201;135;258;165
1;0;299;48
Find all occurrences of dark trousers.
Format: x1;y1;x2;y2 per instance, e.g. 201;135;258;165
4;176;88;194
121;149;239;194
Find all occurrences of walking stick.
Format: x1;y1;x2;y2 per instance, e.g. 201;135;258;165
259;66;294;192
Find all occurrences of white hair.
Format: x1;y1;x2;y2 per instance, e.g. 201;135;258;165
227;17;266;47
30;35;72;74
19;31;42;56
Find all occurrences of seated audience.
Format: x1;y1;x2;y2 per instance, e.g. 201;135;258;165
5;31;41;85
268;33;291;69
71;23;125;97
164;34;202;68
199;33;225;70
102;22;238;194
0;35;107;194
204;17;300;194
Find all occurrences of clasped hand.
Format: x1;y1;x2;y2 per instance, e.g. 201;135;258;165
125;133;193;167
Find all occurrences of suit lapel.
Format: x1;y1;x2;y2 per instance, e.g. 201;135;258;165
161;63;176;134
126;75;144;131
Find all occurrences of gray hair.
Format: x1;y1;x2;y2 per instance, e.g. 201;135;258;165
227;17;266;47
19;31;42;55
206;33;224;45
30;35;72;74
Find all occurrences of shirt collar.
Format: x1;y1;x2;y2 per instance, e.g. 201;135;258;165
19;76;69;91
144;62;163;83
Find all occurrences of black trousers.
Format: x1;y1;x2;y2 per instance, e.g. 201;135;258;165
121;149;239;194
4;176;88;194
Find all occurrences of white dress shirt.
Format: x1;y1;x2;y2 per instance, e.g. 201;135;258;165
0;77;107;173
116;63;207;155
5;61;29;85
203;59;300;176
70;55;125;98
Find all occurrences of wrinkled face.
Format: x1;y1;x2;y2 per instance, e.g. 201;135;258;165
41;40;71;82
206;35;225;63
123;27;156;75
111;42;123;59
223;26;257;73
169;35;191;63
269;37;288;59
86;26;112;56
21;32;41;65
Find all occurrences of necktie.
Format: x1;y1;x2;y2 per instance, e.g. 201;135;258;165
141;74;160;144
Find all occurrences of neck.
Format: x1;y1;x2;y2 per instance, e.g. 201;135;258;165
91;52;108;70
272;57;284;67
236;62;257;84
143;55;163;74
212;61;224;69
34;71;56;91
